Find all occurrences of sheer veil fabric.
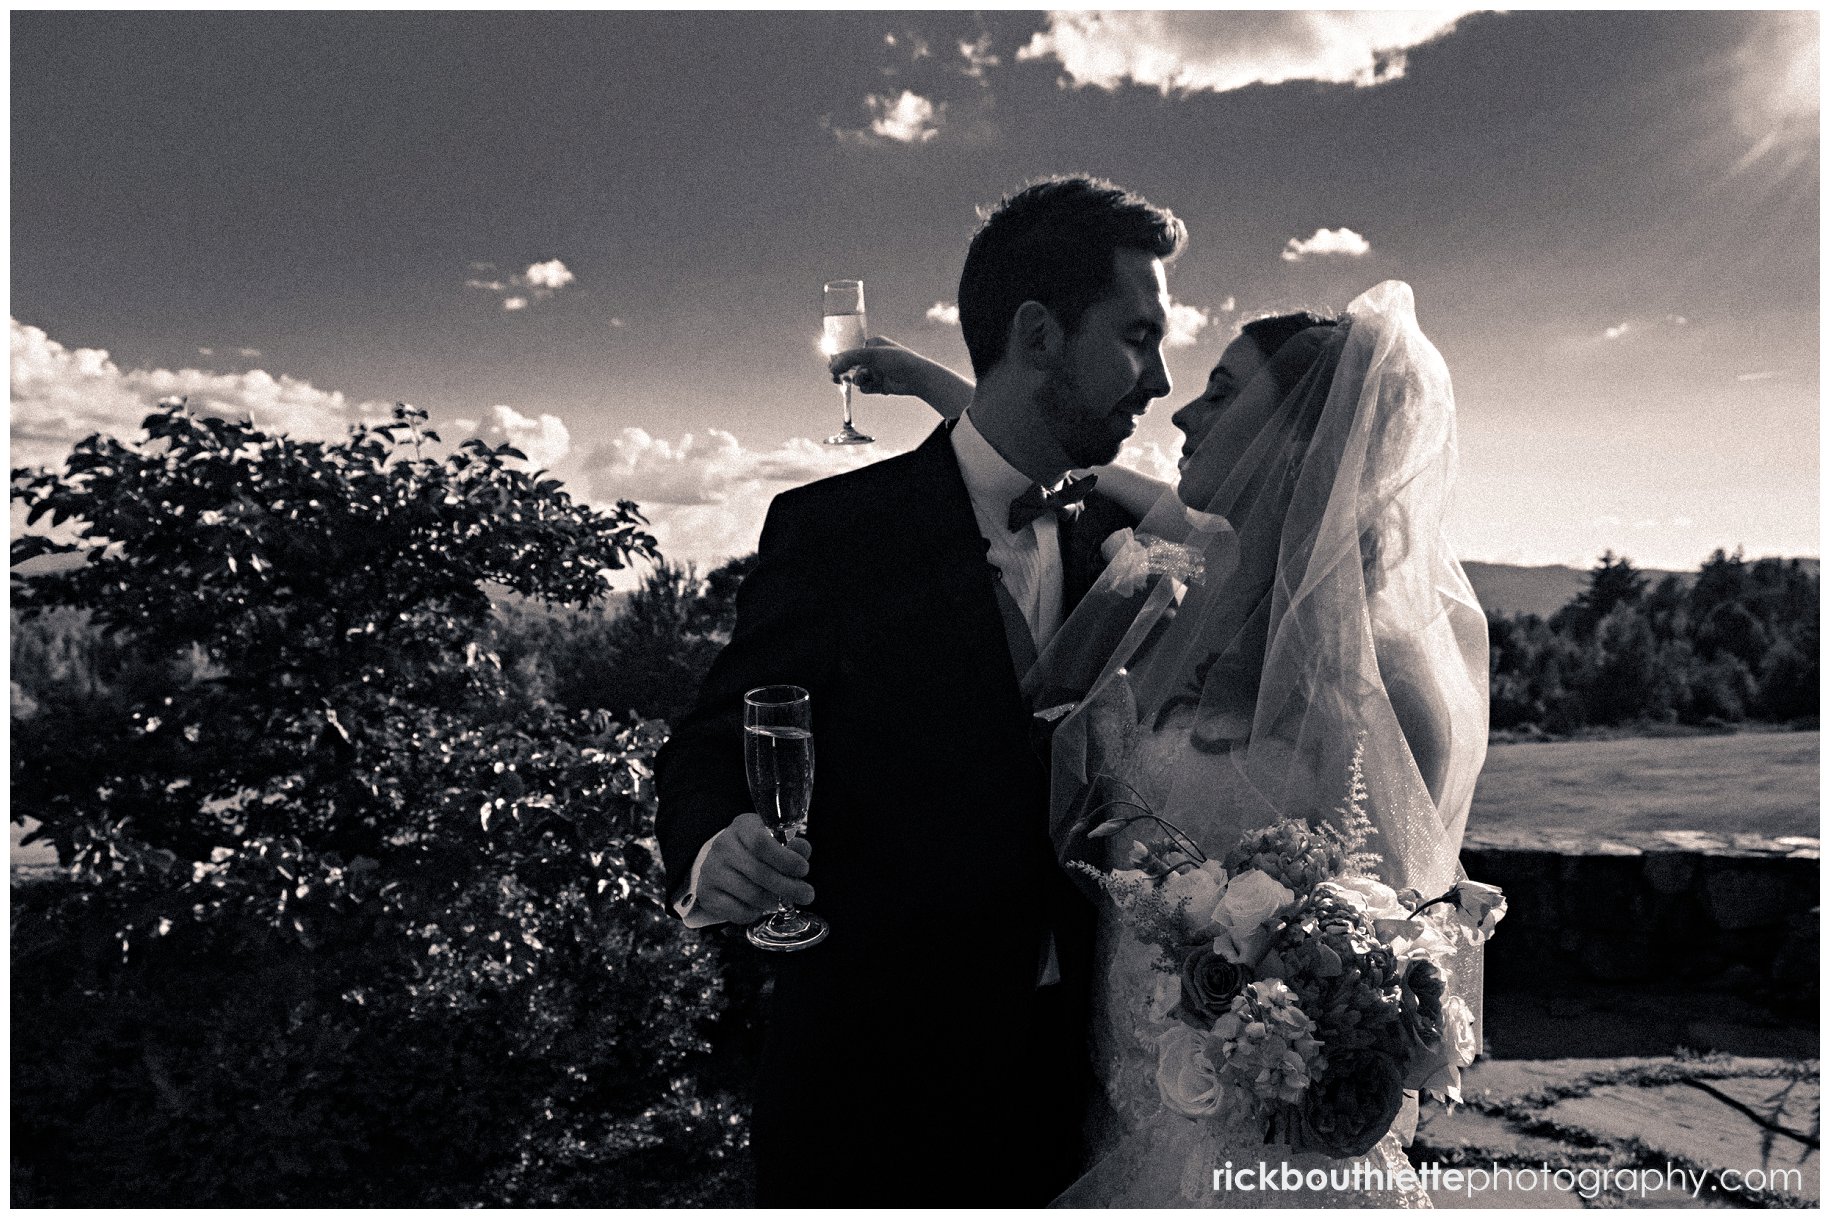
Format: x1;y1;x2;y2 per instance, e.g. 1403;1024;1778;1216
1028;282;1489;1206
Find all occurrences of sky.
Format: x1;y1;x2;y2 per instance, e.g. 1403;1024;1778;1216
10;9;1820;583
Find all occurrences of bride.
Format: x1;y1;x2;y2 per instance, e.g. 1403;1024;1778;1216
840;282;1489;1207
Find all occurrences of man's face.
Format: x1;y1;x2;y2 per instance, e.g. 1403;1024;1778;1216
1037;248;1173;469
1171;333;1268;478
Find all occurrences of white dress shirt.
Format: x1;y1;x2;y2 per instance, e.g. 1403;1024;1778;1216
674;413;1071;953
949;410;1067;651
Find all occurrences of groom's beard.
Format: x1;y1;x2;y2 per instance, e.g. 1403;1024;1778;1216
1038;364;1138;469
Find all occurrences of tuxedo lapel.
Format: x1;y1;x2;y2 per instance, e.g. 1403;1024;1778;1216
897;422;1030;696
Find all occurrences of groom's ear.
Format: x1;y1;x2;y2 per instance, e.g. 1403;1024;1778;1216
1009;300;1067;369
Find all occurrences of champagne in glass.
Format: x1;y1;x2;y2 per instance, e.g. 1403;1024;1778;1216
821;279;873;445
743;685;829;951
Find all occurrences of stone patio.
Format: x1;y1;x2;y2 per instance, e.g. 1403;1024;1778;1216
1414;1056;1819;1209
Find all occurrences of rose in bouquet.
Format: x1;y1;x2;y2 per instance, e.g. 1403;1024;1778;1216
1075;742;1505;1158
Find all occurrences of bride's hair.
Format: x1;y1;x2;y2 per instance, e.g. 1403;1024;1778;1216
1239;309;1336;363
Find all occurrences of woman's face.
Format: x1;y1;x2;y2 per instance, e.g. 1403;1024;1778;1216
1170;334;1268;476
1174;337;1289;508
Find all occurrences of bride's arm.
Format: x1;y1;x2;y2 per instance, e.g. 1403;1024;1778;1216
832;337;1173;518
1087;464;1170;520
1376;637;1452;807
830;337;974;420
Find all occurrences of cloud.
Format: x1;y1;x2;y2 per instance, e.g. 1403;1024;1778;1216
1280;226;1371;262
870;90;943;143
584;428;899;576
835;90;945;145
959;33;1000;79
466;258;578;310
237;347;262;358
523;259;575;292
1164;299;1211;348
926;302;961;325
478;403;570;471
10;318;393;471
1736;370;1780;382
884;31;933;60
1017;10;1475;95
609;318;626;328
1667;314;1688;326
1603;322;1631;341
1218;296;1237;314
588;428;889;508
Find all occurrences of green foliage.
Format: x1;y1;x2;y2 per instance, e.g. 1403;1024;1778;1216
490;554;756;724
1488;549;1817;733
1550;549;1648;639
10;402;749;1205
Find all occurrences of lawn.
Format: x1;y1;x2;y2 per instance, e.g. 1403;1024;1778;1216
13;731;1821;872
1467;729;1819;845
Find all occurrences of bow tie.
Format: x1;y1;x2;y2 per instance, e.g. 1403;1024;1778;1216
1007;473;1097;533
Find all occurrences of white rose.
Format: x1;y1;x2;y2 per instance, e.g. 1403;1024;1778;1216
1453;880;1508;940
1335;874;1406;920
1385;911;1456;962
1406;995;1477;1101
1155;1022;1221;1118
1443;995;1478;1067
1209;869;1295;964
1163;859;1227;929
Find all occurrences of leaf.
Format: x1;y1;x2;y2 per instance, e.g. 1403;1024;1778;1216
9;535;75;565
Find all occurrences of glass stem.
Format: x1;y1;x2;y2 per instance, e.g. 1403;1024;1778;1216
840;378;854;428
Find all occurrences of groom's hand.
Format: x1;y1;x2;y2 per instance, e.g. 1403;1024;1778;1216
693;813;815;924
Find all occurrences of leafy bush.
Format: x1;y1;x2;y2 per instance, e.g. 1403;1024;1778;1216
11;403;748;1205
1486;549;1817;733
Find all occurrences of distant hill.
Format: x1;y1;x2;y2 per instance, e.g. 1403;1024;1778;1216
1462;558;1822;619
15;548;1817;624
1462;561;1688;619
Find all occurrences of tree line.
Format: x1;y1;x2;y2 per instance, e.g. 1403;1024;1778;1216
1487;549;1818;733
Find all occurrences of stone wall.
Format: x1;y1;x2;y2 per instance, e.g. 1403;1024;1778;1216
1461;830;1818;1015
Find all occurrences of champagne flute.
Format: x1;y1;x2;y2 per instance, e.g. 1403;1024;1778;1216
743;685;830;951
821;279;874;445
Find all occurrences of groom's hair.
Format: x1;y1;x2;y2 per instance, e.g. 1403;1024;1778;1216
958;175;1186;379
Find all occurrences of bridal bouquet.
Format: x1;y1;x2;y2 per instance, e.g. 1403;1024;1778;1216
1074;749;1505;1159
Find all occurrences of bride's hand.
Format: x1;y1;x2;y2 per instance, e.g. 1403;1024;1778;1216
829;336;974;420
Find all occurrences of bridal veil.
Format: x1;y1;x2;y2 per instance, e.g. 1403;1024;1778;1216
1033;280;1487;894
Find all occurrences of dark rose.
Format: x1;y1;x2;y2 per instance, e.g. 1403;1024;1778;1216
1398;959;1447;1051
1179;946;1247;1022
1292;1050;1407;1158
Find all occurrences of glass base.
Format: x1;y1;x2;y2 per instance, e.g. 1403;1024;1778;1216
824;424;874;445
746;908;830;952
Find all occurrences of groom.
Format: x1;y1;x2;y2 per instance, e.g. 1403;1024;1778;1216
654;176;1185;1206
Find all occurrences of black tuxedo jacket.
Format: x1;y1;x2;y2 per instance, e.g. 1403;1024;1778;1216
654;421;1134;1205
